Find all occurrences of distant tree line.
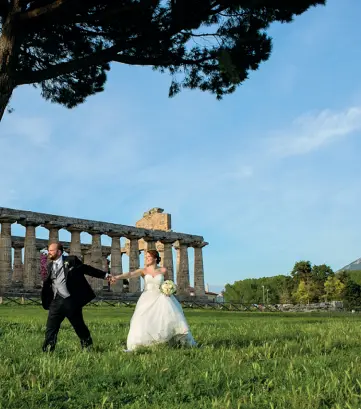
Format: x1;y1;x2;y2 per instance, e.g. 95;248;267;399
224;261;361;309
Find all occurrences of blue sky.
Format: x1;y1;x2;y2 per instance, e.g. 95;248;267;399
1;0;361;292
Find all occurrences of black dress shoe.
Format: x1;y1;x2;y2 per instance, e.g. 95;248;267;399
42;343;55;353
80;336;93;349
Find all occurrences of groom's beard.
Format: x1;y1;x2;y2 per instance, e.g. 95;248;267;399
48;254;61;261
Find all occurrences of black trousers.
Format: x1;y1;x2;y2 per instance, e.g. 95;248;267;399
43;294;92;351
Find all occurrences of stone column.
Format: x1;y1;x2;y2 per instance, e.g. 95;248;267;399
68;226;83;258
174;240;190;296
90;233;102;268
143;237;157;267
102;249;111;292
35;244;43;288
193;242;208;297
158;240;174;281
12;243;24;285
0;219;13;293
83;247;95;287
21;221;38;291
128;237;140;293
102;251;110;272
109;234;123;294
82;248;91;264
90;232;103;292
44;222;62;246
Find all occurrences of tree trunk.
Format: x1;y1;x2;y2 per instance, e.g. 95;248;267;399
0;10;19;123
0;74;14;122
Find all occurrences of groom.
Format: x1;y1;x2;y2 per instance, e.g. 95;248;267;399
41;242;112;352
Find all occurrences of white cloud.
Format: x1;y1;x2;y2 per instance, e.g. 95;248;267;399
3;83;361;286
267;106;361;157
1;104;358;221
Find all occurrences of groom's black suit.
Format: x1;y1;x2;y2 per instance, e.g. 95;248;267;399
41;255;107;351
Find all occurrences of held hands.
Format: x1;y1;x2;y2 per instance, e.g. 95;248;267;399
108;275;118;285
107;269;142;284
106;274;117;285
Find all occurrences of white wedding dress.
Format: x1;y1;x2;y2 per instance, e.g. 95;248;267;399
126;274;197;351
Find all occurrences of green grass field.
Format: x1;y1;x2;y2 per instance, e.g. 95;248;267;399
1;306;361;409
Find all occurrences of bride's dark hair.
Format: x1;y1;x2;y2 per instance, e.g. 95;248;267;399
147;250;161;264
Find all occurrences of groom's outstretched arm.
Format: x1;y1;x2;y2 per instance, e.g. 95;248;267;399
68;255;108;279
81;264;108;279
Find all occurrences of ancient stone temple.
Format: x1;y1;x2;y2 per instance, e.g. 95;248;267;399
0;207;208;299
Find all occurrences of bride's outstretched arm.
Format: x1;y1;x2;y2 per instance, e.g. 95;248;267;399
161;267;169;280
113;269;143;281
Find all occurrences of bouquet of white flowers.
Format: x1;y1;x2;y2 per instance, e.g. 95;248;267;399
160;280;177;296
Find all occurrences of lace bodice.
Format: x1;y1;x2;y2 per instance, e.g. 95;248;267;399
143;274;164;292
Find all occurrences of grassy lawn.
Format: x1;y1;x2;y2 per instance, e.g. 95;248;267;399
1;306;361;408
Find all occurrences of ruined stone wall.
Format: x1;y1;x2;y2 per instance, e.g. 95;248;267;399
0;207;208;298
135;208;171;231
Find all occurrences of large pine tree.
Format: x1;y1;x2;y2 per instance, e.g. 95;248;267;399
0;0;325;121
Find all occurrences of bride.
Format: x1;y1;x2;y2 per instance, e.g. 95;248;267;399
112;250;197;351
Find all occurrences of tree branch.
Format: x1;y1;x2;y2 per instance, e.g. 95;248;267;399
15;45;214;86
18;0;71;21
79;3;133;24
182;32;220;38
75;0;157;25
112;53;213;67
0;0;9;19
15;44;120;85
